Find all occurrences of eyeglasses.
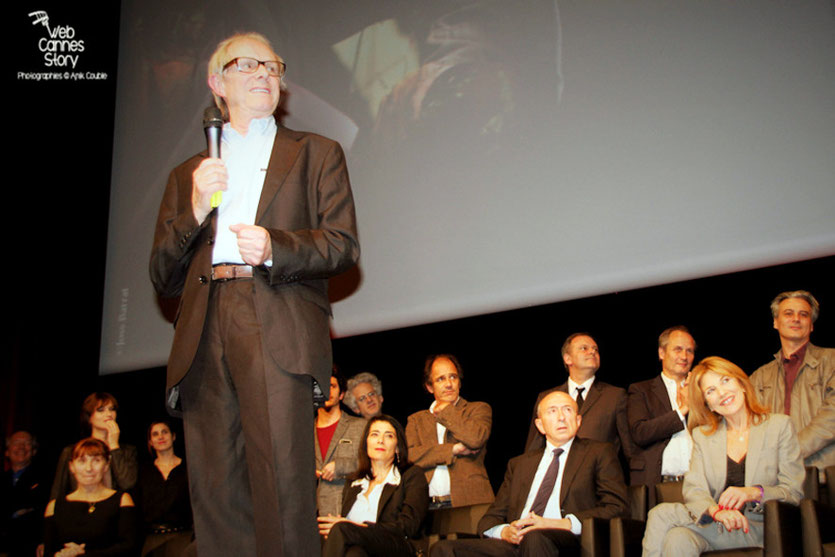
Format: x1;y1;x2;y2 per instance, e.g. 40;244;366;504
223;57;286;78
357;392;379;404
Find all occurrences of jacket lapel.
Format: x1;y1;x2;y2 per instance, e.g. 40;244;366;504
708;422;728;499
376;483;396;522
341;483;362;516
559;440;584;509
745;418;766;486
255;125;302;224
651;376;674;412
581;381;603;416
514;450;545;519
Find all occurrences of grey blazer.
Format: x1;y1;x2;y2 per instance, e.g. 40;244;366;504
683;413;804;522
315;413;366;516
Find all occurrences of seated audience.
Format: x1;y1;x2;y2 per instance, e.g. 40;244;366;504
642;356;805;557
406;354;494;509
750;290;834;482
51;393;138;500
344;372;384;420
1;431;48;557
136;421;192;557
316;368;366;517
43;438;140;557
431;390;628;557
628;326;696;506
317;415;429;557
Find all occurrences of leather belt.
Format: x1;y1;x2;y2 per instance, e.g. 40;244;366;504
211;264;253;282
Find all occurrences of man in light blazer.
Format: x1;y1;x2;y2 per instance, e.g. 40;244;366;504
315;368;366;517
149;32;359;557
431;390;628;556
526;334;635;467
750;290;835;482
406;354;495;509
642;413;805;556
642;357;805;557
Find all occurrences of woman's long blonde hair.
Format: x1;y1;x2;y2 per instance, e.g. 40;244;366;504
687;356;768;435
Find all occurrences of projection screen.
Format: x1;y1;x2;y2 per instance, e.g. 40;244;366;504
101;0;835;373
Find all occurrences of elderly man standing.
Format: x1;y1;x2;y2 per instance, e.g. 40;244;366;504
406;354;495;510
150;32;359;556
344;371;384;419
627;326;696;505
751;290;835;482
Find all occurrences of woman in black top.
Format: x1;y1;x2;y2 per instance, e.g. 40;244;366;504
137;421;193;557
318;415;429;557
43;438;140;557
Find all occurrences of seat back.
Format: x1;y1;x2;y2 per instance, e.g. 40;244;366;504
825;465;834;506
804;467;820;501
655;480;684;504
429;502;491;536
628;484;648;521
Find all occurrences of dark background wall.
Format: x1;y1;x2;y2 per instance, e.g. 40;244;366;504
5;2;833;491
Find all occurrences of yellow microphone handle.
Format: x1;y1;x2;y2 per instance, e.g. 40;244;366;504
210;191;222;208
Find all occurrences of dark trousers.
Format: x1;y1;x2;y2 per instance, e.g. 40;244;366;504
430;529;580;557
180;280;318;557
322;522;415;557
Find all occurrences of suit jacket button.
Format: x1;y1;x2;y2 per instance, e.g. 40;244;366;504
198;275;208;284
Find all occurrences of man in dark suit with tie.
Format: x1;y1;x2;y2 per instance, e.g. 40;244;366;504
150;32;359;557
526;334;635;466
627;326;695;506
431;390;628;556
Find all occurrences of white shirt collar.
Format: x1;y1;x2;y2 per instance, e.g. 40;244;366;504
567;376;594;397
222;115;277;143
350;464;401;489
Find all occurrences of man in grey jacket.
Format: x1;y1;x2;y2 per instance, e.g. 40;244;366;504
315;368;366;517
750;290;835;482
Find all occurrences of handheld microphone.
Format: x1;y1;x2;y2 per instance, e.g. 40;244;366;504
203;106;223;208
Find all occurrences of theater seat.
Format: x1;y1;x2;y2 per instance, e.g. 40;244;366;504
800;498;835;557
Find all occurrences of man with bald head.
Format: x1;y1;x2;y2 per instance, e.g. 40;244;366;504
150;31;359;556
431;391;627;556
526;334;634;467
627;326;696;505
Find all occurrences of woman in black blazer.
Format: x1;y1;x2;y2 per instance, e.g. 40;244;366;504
318;415;429;557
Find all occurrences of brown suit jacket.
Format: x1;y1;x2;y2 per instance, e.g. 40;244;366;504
149;123;360;398
477;437;628;534
406;398;495;507
626;375;687;505
525;381;636;463
340;464;429;539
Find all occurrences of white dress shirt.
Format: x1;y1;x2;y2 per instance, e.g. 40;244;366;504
426;398;460;498
567;376;595;403
484;438;582;538
659;373;692;476
345;465;401;524
212;116;277;265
